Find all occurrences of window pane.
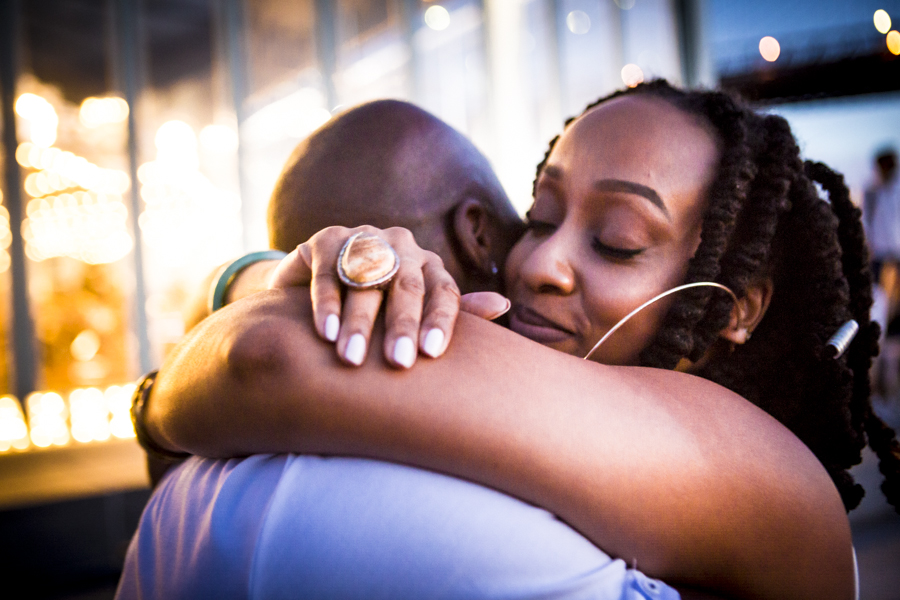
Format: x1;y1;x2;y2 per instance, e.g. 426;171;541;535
18;1;135;394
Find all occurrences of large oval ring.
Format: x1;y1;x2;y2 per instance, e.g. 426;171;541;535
337;232;401;290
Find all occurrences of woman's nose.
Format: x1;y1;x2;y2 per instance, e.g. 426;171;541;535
519;234;576;295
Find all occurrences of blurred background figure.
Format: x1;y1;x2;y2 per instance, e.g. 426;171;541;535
865;147;900;286
866;147;900;414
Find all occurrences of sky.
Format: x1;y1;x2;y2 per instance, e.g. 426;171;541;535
705;0;900;197
709;0;900;45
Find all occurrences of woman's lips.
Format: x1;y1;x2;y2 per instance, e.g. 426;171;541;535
509;305;575;344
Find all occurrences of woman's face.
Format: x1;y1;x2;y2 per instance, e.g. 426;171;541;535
505;95;721;365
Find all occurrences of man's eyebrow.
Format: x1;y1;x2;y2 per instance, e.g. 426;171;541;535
594;179;670;220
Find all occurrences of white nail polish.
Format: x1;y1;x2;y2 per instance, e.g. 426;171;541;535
345;334;366;365
422;329;445;358
324;314;339;342
393;336;416;368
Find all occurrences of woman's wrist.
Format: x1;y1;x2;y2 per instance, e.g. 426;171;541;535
225;259;283;305
131;371;192;461
208;250;288;313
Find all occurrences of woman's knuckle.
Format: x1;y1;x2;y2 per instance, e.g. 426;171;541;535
390;315;420;332
345;316;375;334
385;227;414;244
435;279;461;299
424;251;444;268
427;308;455;325
313;265;339;282
395;274;426;296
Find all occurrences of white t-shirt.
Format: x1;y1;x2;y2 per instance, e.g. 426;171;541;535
116;454;679;600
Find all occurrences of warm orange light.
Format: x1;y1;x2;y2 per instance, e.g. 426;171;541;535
888;30;900;55
875;10;892;34
0;396;29;452
80;97;129;128
621;64;644;88
759;36;781;62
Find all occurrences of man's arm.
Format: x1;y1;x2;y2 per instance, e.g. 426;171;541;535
146;288;854;600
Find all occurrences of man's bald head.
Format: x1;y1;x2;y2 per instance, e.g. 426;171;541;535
267;100;522;293
269;100;518;243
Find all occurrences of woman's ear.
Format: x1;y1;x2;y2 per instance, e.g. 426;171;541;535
720;277;774;345
451;198;494;275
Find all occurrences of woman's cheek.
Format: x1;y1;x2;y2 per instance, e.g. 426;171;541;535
503;237;535;291
579;269;671;365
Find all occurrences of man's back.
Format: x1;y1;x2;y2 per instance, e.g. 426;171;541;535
117;454;677;599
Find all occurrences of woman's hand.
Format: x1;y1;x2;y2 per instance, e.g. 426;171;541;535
268;225;510;368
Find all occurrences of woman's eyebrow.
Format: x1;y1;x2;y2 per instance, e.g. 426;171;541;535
542;165;563;180
593;179;670;220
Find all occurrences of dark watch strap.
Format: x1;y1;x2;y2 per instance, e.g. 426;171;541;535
131;370;192;462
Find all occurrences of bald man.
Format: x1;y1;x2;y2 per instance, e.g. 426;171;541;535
117;101;678;600
184;99;521;331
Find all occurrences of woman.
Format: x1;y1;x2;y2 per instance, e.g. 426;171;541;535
143;82;899;598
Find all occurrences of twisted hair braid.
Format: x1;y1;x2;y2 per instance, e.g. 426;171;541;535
533;80;900;513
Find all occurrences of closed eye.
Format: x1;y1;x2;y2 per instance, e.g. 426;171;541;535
524;211;557;236
591;238;644;260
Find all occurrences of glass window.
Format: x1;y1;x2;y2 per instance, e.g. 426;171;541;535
18;1;135;394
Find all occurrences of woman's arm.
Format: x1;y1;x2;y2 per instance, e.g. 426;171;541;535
146;287;854;600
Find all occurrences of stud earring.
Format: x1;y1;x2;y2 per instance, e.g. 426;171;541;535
490;261;498;275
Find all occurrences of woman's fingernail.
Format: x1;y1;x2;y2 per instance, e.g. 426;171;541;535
324;314;340;342
491;298;512;319
393;336;416;369
345;334;367;365
422;328;445;358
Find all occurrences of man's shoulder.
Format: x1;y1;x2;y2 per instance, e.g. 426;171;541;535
120;455;679;600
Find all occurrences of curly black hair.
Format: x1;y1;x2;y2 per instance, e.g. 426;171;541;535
534;80;900;513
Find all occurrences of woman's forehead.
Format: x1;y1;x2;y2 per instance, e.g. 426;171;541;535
543;95;720;225
567;95;716;157
552;96;718;184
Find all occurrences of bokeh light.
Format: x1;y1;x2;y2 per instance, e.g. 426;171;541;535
621;63;644;88
70;388;112;443
759;36;781;62
242;88;331;144
138;117;243;269
15;93;58;147
17;139;134;265
155;120;197;155
70;329;101;362
0;396;29;452
888;30;900;55
424;5;450;31
199;124;239;153
874;9;892;34
11;383;138;450
566;10;591;35
26;392;70;448
107;384;136;439
79;96;129;128
22;190;133;264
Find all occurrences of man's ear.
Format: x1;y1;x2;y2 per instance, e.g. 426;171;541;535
451;198;495;275
720;277;774;345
